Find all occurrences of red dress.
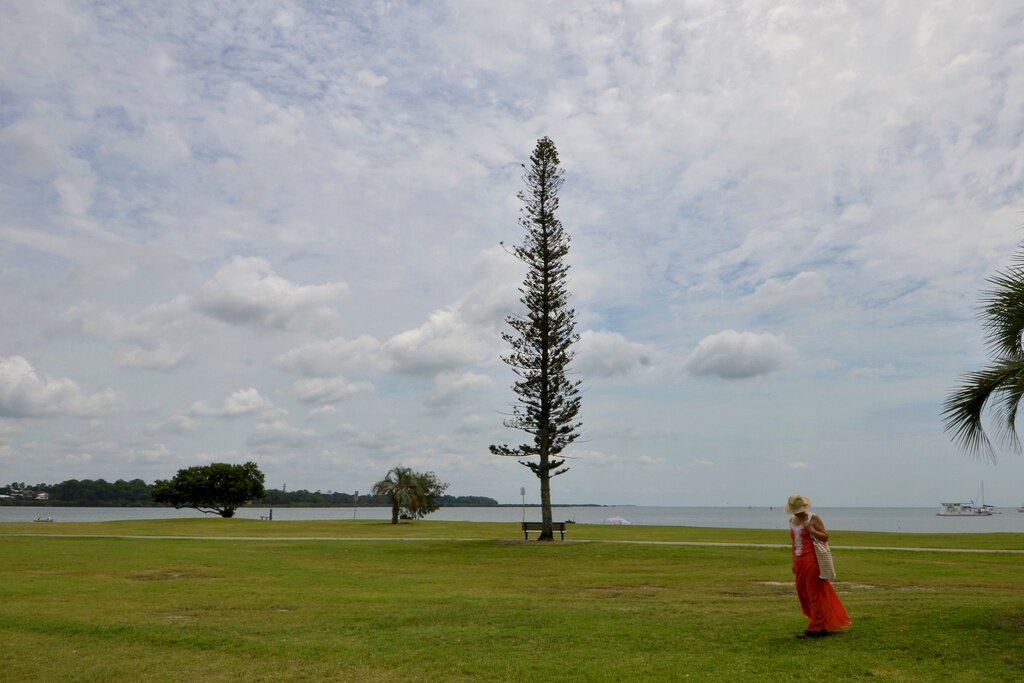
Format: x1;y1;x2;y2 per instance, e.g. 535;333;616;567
790;516;851;632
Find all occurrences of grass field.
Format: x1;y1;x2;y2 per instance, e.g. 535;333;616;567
2;519;1023;681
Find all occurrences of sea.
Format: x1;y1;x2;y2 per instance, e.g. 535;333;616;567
3;505;1024;533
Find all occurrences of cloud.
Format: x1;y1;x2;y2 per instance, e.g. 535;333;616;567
685;330;796;379
429;372;493;409
375;246;524;379
383;308;492;376
275;335;382;377
189;388;276;418
292;376;374;405
305;405;339;420
119;343;191;371
849;364;899;380
743;272;827;312
356;69;388;88
60;299;193;372
0;356;119;418
156;414;198;434
194;256;347;330
0;120;64;177
69;244;178;285
60;301;180;347
246;419;316;453
457;245;526;326
574;330;654;379
2;2;1023;504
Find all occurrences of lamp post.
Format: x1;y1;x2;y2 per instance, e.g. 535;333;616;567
353;490;359;520
521;487;526;523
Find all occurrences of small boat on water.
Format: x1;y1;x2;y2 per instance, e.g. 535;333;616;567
1017;504;1024;513
937;502;992;516
937;482;994;516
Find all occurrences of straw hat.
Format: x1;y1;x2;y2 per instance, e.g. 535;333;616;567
785;494;810;514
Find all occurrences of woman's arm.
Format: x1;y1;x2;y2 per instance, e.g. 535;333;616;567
808;515;829;542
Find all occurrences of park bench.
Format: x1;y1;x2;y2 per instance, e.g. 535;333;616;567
521;521;567;540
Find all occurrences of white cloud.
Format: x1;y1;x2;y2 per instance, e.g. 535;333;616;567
69;244;178;285
457;245;526;326
292;376;373;405
305;404;339;420
119;343;191;371
275;335;382;377
429;372;493;408
383;308;492;376
194;256;347;330
356;69;388;88
743;272;827;312
849;364;899;380
189;388;276;418
375;246;524;379
2;2;1024;505
246;419;316;453
0;356;119;418
272;10;296;30
574;330;655;379
130;443;173;463
60;299;194;372
54;158;98;225
157;414;198;434
0;120;64;177
685;330;796;379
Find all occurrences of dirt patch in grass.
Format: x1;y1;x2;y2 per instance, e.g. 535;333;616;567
498;539;588;545
126;570;216;581
996;612;1024;631
584;584;669;599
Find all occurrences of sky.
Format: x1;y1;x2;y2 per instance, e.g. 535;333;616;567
2;1;1023;507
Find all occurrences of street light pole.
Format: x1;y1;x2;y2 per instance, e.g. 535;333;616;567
521;487;526;523
354;490;359;520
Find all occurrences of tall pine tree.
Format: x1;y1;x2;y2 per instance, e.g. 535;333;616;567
491;137;582;541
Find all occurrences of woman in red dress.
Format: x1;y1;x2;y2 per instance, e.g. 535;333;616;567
786;494;851;638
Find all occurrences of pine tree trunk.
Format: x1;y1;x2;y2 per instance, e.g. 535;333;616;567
538;462;554;541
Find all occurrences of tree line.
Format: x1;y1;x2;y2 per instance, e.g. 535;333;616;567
0;479;497;508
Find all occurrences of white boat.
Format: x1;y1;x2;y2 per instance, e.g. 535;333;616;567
1016;504;1024;513
937;482;994;516
937;502;992;516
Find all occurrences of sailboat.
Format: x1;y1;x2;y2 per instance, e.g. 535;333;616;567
937;482;994;516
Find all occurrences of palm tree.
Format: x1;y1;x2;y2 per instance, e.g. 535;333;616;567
944;249;1024;461
371;467;448;524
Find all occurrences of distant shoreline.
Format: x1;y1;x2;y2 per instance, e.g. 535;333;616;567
0;501;612;509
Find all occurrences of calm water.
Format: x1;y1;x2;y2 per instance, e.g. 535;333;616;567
3;505;1024;533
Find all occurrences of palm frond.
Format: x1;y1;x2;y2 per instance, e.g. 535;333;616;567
943;356;1024;462
980;260;1024;358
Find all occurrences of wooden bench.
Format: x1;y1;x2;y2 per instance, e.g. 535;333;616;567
521;521;567;540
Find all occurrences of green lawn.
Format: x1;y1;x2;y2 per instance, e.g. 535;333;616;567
2;520;1022;681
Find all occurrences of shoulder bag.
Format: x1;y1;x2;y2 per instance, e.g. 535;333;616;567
811;523;837;581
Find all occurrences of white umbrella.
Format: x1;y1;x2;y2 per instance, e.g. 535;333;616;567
604;516;630;525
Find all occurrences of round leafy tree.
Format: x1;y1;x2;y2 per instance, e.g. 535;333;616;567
151;461;266;518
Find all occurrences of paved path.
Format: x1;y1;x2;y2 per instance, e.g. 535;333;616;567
3;533;1023;554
